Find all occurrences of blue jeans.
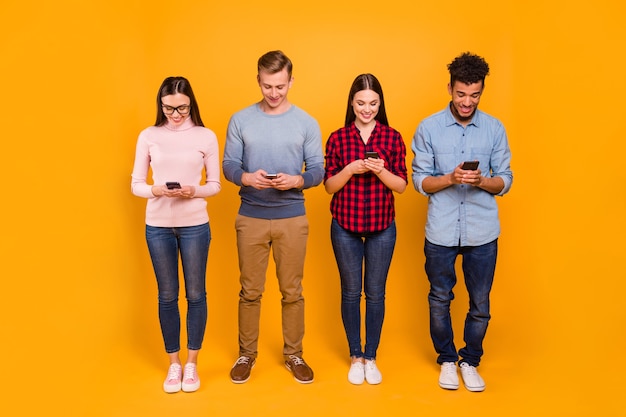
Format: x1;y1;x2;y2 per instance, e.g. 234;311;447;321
424;238;497;367
146;223;210;353
331;219;397;360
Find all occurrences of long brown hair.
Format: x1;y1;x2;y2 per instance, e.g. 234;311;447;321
344;73;388;127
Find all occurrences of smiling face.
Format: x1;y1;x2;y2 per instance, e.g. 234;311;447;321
351;89;380;128
448;80;483;125
160;93;191;127
257;68;293;114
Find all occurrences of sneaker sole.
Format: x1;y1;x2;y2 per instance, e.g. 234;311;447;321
182;381;200;392
284;363;314;384
439;382;459;390
463;383;485;392
163;383;181;393
230;376;251;384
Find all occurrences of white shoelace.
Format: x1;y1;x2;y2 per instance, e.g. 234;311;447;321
288;355;305;366
235;356;251;365
166;364;182;381
183;363;196;380
460;363;477;375
365;359;381;373
442;363;456;375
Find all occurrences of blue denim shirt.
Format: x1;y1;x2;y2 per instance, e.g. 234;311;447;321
411;105;513;247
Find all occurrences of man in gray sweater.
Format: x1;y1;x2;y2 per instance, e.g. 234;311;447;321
223;50;324;384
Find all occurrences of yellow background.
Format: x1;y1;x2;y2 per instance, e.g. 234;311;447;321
1;0;623;415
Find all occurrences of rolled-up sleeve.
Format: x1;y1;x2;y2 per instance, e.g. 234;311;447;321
411;123;435;196
489;122;513;196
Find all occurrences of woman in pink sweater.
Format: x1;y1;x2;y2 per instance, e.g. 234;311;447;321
131;77;221;393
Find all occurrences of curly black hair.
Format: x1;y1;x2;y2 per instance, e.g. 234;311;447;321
447;52;490;86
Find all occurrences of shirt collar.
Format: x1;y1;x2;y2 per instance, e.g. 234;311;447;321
349;120;380;135
445;102;481;128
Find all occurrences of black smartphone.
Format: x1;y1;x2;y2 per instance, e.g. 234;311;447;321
461;161;479;170
365;151;379;159
265;174;278;179
166;182;181;189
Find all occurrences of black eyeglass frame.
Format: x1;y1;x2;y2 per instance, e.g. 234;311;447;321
161;103;191;115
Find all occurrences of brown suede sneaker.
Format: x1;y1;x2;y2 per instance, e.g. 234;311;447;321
230;356;255;384
285;355;314;384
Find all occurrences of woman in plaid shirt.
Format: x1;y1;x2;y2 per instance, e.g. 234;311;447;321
324;74;407;385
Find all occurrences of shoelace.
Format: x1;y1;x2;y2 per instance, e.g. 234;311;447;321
183;363;196;381
166;364;182;381
365;360;377;370
460;363;477;375
235;356;251;365
442;363;456;375
288;355;305;366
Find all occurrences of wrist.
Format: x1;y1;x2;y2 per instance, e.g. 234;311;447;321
151;185;162;197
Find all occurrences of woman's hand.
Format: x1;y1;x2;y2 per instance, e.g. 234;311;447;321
364;156;385;175
152;185;196;198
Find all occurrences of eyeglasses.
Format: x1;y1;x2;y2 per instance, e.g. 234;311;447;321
161;103;191;115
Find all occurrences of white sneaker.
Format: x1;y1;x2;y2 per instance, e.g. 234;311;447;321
364;359;382;385
459;362;485;392
439;362;459;390
163;363;182;393
182;363;200;392
347;361;365;385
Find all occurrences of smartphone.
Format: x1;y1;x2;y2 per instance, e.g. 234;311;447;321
166;182;181;189
365;151;379;159
265;174;278;180
461;161;479;170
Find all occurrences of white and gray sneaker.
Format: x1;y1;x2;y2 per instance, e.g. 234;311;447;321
459;362;485;392
347;361;365;385
364;359;382;385
438;362;459;390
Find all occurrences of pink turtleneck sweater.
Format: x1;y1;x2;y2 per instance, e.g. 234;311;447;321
131;118;221;227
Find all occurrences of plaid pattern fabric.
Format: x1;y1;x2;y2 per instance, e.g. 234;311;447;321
324;122;407;233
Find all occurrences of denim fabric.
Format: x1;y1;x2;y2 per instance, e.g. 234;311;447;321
146;223;210;353
331;219;397;360
424;238;497;366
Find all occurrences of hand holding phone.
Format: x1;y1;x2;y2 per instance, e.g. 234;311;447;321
461;161;479;170
166;182;181;189
264;173;278;180
365;151;379;159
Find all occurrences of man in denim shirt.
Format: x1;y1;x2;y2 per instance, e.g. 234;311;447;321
411;52;513;392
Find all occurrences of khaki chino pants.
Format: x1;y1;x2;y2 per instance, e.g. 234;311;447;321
235;214;309;359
